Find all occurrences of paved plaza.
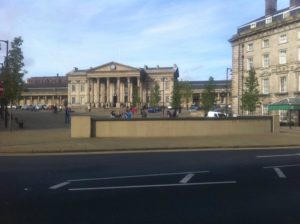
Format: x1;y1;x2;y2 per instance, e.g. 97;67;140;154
0;109;299;154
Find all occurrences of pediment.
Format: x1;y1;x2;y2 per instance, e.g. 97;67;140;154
88;62;139;72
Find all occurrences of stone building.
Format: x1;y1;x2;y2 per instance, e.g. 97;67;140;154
66;62;179;109
20;75;67;106
188;80;231;111
230;0;300;121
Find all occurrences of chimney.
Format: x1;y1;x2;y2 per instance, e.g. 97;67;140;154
265;0;277;16
290;0;300;8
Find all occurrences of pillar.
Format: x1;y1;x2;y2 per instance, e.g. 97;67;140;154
95;78;100;108
106;78;110;104
86;79;90;104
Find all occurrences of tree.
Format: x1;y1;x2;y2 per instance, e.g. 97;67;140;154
0;37;25;105
132;85;141;108
0;37;26;128
149;82;160;107
241;68;260;114
181;81;193;110
171;80;181;109
201;76;216;114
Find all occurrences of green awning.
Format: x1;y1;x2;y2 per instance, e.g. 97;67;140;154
268;98;300;111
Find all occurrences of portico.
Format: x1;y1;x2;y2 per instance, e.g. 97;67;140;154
67;62;179;109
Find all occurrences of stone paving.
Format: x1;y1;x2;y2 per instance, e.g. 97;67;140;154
0;109;299;154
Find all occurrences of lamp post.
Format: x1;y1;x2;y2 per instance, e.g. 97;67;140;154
0;40;9;128
226;68;232;116
161;77;165;117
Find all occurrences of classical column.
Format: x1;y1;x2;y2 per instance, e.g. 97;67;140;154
106;78;110;105
127;77;131;105
137;77;141;105
86;79;90;104
116;77;120;108
95;78;100;108
91;79;95;107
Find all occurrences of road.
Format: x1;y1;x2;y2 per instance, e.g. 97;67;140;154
1;148;300;224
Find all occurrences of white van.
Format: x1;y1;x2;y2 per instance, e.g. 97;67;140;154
207;111;227;118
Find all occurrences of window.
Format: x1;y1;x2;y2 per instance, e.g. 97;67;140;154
262;78;270;94
298;73;300;91
247;57;254;70
71;97;76;104
166;96;170;103
247;43;254;52
71;84;76;92
80;96;85;105
165;81;169;90
262;54;270;68
279;76;287;93
262;39;269;48
80;84;85;92
279;110;288;122
250;22;256;29
279;49;287;64
266;17;272;24
279;34;288;44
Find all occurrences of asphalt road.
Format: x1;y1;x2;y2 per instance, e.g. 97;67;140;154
1;148;300;224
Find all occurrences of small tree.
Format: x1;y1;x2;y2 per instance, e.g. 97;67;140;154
202;76;216;114
171;80;181;109
241;68;260;114
132;85;141;108
181;81;193;110
150;82;160;107
0;37;25;105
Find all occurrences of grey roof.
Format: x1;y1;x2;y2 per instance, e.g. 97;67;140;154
25;83;67;88
270;97;300;106
184;80;231;90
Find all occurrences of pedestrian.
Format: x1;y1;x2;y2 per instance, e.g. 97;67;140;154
65;107;71;124
126;109;132;120
87;104;91;112
111;110;116;118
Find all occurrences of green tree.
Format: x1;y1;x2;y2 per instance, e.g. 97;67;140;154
181;81;193;110
149;82;160;107
0;37;25;106
171;80;181;109
201;76;216;114
241;68;260;114
132;85;141;108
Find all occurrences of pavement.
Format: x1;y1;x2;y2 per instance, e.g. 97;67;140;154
0;109;300;154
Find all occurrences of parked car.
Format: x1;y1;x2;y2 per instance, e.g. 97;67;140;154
207;111;227;118
148;107;162;113
188;105;200;112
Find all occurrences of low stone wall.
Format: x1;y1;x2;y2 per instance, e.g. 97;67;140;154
71;116;279;138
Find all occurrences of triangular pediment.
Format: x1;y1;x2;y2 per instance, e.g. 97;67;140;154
88;62;139;72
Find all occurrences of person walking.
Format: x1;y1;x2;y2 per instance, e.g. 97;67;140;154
65;107;71;124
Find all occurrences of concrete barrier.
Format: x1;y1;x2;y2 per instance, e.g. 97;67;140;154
71;116;91;138
71;116;278;138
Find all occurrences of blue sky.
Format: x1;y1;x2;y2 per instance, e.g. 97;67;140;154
0;0;290;81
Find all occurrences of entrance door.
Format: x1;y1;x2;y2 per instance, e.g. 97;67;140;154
113;96;117;107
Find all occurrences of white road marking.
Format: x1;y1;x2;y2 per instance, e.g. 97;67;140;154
257;153;300;158
180;174;194;184
273;168;287;179
68;181;237;191
49;182;70;190
263;164;300;169
67;171;209;183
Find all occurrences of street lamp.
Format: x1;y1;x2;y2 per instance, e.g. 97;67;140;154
161;77;166;117
0;40;9;129
0;40;9;66
226;68;232;116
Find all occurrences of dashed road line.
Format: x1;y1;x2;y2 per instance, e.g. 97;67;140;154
273;168;287;179
67;170;210;182
68;181;237;191
180;174;194;184
257;153;300;158
49;181;70;190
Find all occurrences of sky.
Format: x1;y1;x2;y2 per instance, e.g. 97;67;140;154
0;0;290;81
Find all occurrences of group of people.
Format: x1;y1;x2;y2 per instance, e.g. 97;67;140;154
110;105;147;120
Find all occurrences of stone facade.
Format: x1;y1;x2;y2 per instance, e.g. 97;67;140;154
67;62;179;108
230;0;300;119
20;75;67;106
